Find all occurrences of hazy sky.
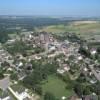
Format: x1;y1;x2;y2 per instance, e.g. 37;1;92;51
0;0;100;17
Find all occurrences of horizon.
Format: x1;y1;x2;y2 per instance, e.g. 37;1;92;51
0;0;100;17
0;14;100;18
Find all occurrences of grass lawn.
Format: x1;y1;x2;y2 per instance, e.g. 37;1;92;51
42;75;74;99
11;84;25;94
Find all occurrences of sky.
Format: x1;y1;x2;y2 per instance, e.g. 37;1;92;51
0;0;100;17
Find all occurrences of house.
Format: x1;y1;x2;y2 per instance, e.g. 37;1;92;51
48;45;56;52
83;94;98;100
48;54;56;58
16;91;31;100
34;55;42;60
17;62;23;67
25;63;32;71
57;69;65;74
68;95;81;100
61;96;66;100
39;32;50;43
0;90;12;100
0;76;10;91
90;48;97;55
63;64;70;72
6;39;16;44
77;56;83;60
10;84;31;100
57;63;70;74
1;96;10;100
83;67;88;72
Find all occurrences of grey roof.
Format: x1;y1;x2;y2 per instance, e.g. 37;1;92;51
0;76;10;91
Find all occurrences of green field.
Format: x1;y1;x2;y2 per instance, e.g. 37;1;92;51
42;75;74;99
35;21;100;41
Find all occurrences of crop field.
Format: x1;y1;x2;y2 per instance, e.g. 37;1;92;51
35;21;100;42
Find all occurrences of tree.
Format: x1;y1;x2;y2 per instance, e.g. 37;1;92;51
6;40;32;55
78;47;90;57
83;86;91;95
23;61;58;95
97;47;100;53
0;31;9;43
44;92;56;100
76;73;86;83
42;62;58;75
74;83;84;98
10;73;18;80
92;82;100;95
34;85;42;95
1;61;10;67
23;74;34;88
34;47;45;54
0;67;5;79
0;72;4;79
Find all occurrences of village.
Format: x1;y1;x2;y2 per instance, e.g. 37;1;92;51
0;31;100;100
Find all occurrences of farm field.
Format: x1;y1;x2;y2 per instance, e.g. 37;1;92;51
35;21;100;42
